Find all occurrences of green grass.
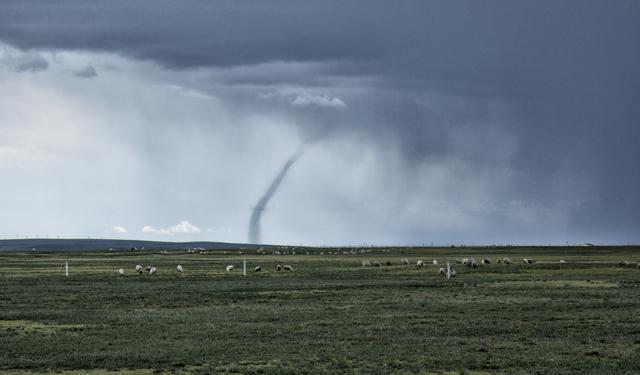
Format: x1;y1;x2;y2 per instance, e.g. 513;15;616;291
1;247;640;374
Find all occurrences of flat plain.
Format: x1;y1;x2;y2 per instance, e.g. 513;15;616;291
1;246;639;374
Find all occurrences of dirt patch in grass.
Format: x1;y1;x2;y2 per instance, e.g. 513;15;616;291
482;280;619;288
0;320;87;335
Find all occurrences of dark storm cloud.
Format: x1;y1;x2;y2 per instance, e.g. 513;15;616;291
1;0;639;243
74;64;98;78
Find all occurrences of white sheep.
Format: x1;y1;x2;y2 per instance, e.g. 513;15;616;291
226;265;234;272
400;258;409;266
362;260;372;268
118;268;124;275
177;265;184;273
438;267;446;275
135;265;143;274
275;264;283;272
254;266;262;272
481;258;491;264
283;265;293;271
373;261;382;267
416;260;424;268
149;266;157;275
559;260;567;264
432;260;438;265
503;257;511;264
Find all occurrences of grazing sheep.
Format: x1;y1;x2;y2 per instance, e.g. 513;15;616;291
145;265;152;272
432;260;438;265
464;258;477;268
176;265;184;273
149;267;157;275
275;264;283;272
118;268;124;275
503;257;511;265
283;265;293;271
637;263;640;269
254;266;262;272
362;260;372;268
400;258;409;266
373;261;382;267
482;258;491;264
416;260;424;268
226;265;234;272
438;267;446;275
559;260;567;264
135;265;143;274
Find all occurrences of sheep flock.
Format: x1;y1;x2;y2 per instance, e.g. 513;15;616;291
106;247;638;280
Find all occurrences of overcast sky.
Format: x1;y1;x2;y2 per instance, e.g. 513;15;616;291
1;1;638;245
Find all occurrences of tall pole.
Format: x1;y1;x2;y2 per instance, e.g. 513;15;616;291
446;261;450;280
243;257;247;276
65;261;69;277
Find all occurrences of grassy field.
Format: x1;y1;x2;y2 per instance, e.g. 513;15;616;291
1;246;640;374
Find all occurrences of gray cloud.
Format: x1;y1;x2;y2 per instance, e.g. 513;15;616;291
74;64;97;78
0;44;48;72
0;1;638;244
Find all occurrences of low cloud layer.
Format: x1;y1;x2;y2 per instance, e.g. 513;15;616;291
0;2;638;245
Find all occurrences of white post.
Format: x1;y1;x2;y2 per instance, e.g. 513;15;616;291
446;261;450;280
65;261;69;277
243;257;247;276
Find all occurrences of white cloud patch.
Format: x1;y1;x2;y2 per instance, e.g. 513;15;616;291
260;89;347;108
291;93;346;107
169;220;202;234
112;226;128;233
142;221;201;236
142;225;172;236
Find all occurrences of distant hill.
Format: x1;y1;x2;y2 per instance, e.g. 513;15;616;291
0;239;266;252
